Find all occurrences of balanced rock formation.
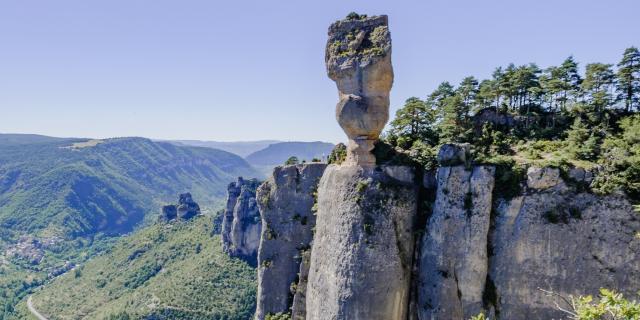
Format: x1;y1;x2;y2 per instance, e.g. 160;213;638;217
417;165;496;319
221;177;262;266
254;163;327;320
326;14;393;166
306;165;417;320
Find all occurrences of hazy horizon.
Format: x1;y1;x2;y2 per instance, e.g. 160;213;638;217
1;0;638;143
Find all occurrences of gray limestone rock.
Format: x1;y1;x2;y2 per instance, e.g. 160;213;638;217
160;204;177;222
291;249;312;320
306;165;417;320
489;190;640;319
436;143;470;166
222;177;262;266
326;14;393;166
222;178;243;253
254;163;327;320
417;165;496;319
176;192;200;220
527;166;561;190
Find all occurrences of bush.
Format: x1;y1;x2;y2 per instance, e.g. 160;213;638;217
328;143;347;165
542;288;640;320
284;156;299;166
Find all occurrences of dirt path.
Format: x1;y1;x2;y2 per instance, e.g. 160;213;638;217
27;296;49;320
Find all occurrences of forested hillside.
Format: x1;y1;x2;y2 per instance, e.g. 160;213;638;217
384;47;640;202
0;136;259;238
0;135;259;316
10;216;256;320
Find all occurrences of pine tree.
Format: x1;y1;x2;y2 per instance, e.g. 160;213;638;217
582;63;616;123
389;97;437;148
616;47;640;112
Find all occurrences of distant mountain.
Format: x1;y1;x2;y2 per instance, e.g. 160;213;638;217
0;135;260;238
245;141;335;166
16;217;256;320
0;133;69;146
170;140;281;157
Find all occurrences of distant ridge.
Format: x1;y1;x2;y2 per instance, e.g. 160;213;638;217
169;140;281;157
245;141;335;166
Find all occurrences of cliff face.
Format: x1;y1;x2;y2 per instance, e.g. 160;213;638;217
306;165;417;320
418;165;495;319
239;13;640;320
489;182;640;319
221;177;262;266
254;163;327;320
416;160;640;319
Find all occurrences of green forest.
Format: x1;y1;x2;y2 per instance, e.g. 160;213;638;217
384;47;640;201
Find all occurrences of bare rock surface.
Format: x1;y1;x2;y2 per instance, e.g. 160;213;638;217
436;143;470;166
326;14;393;166
306;165;417;320
527;166;561;190
417;165;496;319
489;189;640;319
254;163;327;320
221;177;262;266
176;192;201;220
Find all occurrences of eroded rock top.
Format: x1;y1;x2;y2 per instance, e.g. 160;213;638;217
326;14;391;80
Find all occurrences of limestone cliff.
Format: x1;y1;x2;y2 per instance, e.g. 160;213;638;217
489;177;640;319
306;165;417;320
254;163;327;320
417;164;495;319
416;157;640;319
247;13;640;320
221;177;262;266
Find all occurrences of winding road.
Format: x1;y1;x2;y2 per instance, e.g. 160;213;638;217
27;296;49;320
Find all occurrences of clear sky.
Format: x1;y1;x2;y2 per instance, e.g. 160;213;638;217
0;0;638;143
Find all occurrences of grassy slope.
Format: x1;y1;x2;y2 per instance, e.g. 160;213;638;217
22;216;256;320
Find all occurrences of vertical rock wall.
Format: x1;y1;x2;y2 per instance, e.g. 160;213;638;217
221;177;262;266
489;185;640;319
306;165;417;320
222;178;243;253
254;163;327;320
417;165;495;319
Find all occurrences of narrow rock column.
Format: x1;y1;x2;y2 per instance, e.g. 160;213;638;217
221;178;243;254
417;158;495;319
254;163;327;320
306;165;417;320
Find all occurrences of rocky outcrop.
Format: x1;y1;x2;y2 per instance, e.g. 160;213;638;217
291;249;312;320
222;178;243;253
436;143;470;166
306;165;417;320
158;193;200;222
160;205;177;222
326;14;393;166
254;163;327;320
176;193;201;220
526;166;561;190
417;165;496;319
222;177;262;266
489;186;640;319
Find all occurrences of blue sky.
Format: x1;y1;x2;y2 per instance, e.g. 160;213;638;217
0;0;638;143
